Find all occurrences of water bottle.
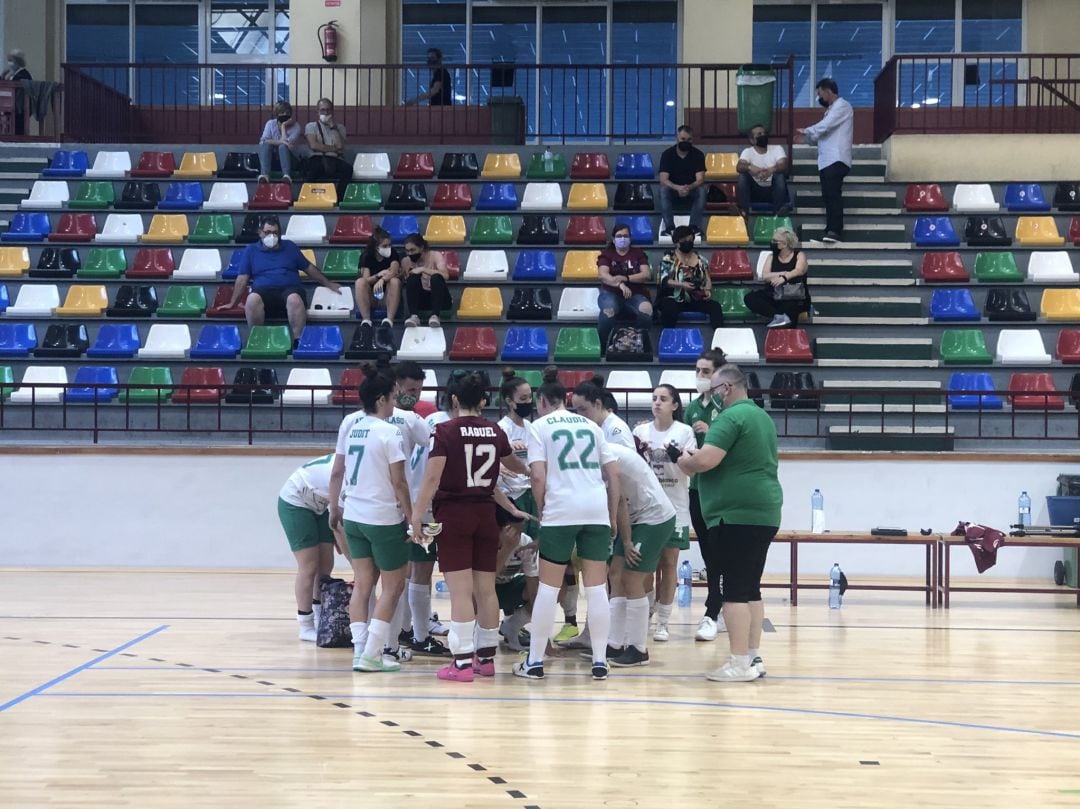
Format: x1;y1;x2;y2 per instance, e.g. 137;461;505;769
811;489;825;534
1018;491;1032;527
677;559;693;607
828;563;842;609
373;286;385;302
435;580;448;596
543;147;554;174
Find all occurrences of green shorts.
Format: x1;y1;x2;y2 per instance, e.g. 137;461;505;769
666;524;691;550
613;517;677;574
512;489;540;539
278;498;334;552
409;538;438;563
344;519;410;572
496;575;527;615
539;524;611;564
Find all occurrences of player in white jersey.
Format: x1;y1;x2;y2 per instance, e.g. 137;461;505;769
329;364;414;673
604;442;678;667
513;368;620;682
632;384;697;641
495;369;538;545
278;453;342;641
570;374;636;449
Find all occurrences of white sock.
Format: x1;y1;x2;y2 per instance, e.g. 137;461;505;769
626;596;650;653
475;625;500;658
350;620;368;650
749;647;760;660
656;602;673;625
312;602;322;625
528;582;560;665
559;583;579;621
401;587;413;636
448;620;476;664
607;597;627;649
732;653;751;671
585;585;611;664
387;592;407;648
408;582;431;642
647;589;656;615
363;618;389;660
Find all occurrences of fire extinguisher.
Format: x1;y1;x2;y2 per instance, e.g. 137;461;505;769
318;21;338;63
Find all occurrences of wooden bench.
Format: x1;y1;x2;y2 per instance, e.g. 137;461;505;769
939;534;1080;608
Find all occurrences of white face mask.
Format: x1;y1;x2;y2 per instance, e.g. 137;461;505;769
695;377;713;394
377;246;392;258
319;113;332;124
7;62;15;72
261;233;279;249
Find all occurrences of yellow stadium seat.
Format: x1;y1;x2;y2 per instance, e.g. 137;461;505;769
1015;216;1065;246
297;249;317;277
174;151;217;178
456;287;503;319
55;285;108;316
0;246;30;277
705;153;739;180
424;215;467;244
141;214;189;243
566;183;608;210
1040;289;1080;321
706;215;750;245
561;250;601;280
295;182;338;210
481;153;522;179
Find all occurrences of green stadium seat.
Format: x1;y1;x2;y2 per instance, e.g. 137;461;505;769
341;183;382;210
711;287;754;321
68;182;115;210
157;285;207;317
526;152;569;180
241;325;292;359
78;247;127;279
973;252;1023;283
752;216;795;246
554;327;601;361
0;365;13;400
322;249;362;280
188;214;235;244
939;329;992;364
471;215;514;245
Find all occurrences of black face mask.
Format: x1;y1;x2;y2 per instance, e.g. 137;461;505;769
818;96;830;108
677;240;695;253
677;141;691;152
770;240;781;252
755;135;768;148
513;402;533;418
277;114;290;123
428;57;439;66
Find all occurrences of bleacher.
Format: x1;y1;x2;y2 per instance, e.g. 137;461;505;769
1;143;1079;448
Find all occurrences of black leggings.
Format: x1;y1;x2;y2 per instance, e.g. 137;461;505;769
708;521;776;603
690;488;723;619
743;287;807;323
405;273;451;317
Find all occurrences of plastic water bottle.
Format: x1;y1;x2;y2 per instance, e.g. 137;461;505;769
1018;491;1032;527
373;286;385;302
811;489;825;534
677;559;693;607
828;563;842;609
543;147;554;174
435;580;448;596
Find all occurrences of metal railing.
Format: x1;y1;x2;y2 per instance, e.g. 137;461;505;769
60;58;795;146
874;52;1080;141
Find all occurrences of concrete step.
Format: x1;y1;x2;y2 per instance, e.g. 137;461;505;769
793;159;887;179
827;425;955;451
811;295;926;324
800;221;908;244
815;336;936;365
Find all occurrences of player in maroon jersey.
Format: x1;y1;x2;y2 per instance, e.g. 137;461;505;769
410;371;530;682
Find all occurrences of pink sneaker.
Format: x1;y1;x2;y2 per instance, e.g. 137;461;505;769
472;655;496;677
436;662;474;682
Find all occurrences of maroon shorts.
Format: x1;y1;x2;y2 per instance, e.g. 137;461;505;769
433;500;500;573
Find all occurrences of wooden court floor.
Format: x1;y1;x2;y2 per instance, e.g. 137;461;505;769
1;570;1079;809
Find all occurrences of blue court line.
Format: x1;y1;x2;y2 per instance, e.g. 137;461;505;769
0;625;168;714
37;689;1080;741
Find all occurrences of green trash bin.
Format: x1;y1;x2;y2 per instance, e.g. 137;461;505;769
490;96;526;145
736;65;776;134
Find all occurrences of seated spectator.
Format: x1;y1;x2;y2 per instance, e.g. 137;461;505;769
656;225;723;329
743;226;809;328
401;233;450;328
303;98;352;195
257;101;305;183
597;222;653;349
736;125;790;217
3;49;31;136
355;227;402;345
658;124;707;237
226;215;340;342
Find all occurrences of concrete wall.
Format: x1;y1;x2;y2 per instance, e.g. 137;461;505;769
1026;0;1080;53
3;0;60;83
884;133;1080;181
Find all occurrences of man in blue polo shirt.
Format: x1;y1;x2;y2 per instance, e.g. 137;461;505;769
225;215;340;341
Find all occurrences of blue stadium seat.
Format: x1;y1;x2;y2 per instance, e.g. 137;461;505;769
475;182;519;211
221;248;245;280
190;324;242;359
1003;183;1051;213
947;372;1003;410
380;215;419;244
512;250;558;281
42;150;89;178
501;326;549;362
292;325;343;359
913;216;960;247
66;366;119;403
930;289;980;322
0;323;36;357
1;213;51;242
158;182;205;211
614;152;655;180
86;323;141;358
614;215;654;245
0;284;8;314
658;327;705;362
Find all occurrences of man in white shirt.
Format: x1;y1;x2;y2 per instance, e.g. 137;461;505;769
736;125;790;218
797;77;854;244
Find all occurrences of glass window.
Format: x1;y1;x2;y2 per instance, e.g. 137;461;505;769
753;5;812;108
961;0;1022;53
134;4;200;105
401;0;466;104
65;4;131;94
471;6;536;131
211;1;271;56
274;0;289;57
895;0;955;108
540;5;607;139
816;4;882;108
612;1;677;139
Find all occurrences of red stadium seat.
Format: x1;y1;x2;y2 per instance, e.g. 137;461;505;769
332;367;362;406
1070;216;1080;246
570;153;610;180
448;327;498;361
1008;373;1064;410
206;285;248;318
395;152;435;179
247;182;292;210
709;250;753;281
558;369;597;405
764;328;813;363
47;213;97;243
564;215;607;245
171;367;226;404
904;183;948;212
129;151;176;178
432;183;473;210
128;248;175;279
920;252;969;283
1056;330;1080;364
443;250;461;280
706;182;738;211
328;215;374;245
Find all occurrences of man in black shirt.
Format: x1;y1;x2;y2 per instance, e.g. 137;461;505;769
657;125;707;237
406;48;454;106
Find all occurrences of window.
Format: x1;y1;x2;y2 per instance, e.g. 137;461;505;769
540;5;607;138
961;0;1022;53
401;0;466;104
752;5;811;108
134;4;200;105
816;4;882;108
65;3;131;94
895;0;955;108
612;1;678;139
470;6;536;130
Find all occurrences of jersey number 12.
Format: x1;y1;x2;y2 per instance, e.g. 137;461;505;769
464;443;496;487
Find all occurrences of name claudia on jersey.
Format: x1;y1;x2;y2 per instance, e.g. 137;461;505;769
547;414;586;425
459;425;497;438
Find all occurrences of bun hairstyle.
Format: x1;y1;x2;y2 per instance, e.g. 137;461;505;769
537;364;565;406
358;362;396;412
500;366;529;403
443;367;469;412
574;374;618;413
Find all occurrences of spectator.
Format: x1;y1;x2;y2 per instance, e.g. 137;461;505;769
743;226;809;329
656;225;723;329
597;222;652;349
401;233;450;328
736;124;790;217
405;48;454;106
797;78;853;244
675;363;782;683
355;226;402;349
257;101;304;183
303;98;352;196
226;215;340;342
657;125;707;237
3;49;31;136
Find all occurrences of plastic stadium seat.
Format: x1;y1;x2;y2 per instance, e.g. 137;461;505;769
248;182;292;210
1015;216;1065;246
141;214;188;243
706;216;749;245
1009;373;1064;410
332;367;363;406
217;152;260;179
0;246;25;277
561;216;604;245
474;182;517;212
948;372;1003;410
328;215;374;245
464;250;508;281
295;183;338;210
447;326;497;361
190;324;242;359
913;216;960;247
903;184;947;212
1004;183;1050;213
120;366;173;403
8;365;67;403
439;152;480;180
479;153;520;180
221;248;244;280
513;250;557;281
156;285;207;318
930;289;979;322
353;153;391;180
397;326;446;361
614;215;653;245
501;326;549;362
292;325;343;360
0;323;36;357
710;327;760;363
920;252;969;283
284;215;326;245
137;324;190;359
115;181;161;211
1056;330;1080;363
600;370;651;409
106;284;158;318
380;214;418;244
562;250;601;281
385;182;428;211
614;152;655;180
0;365;11;398
526;152;569;180
128;248;175;279
22;181;69;209
174;152;216;179
939;329;992;364
203;184;247;212
517;215;559;245
0;285;6;313
241;325;292;359
395;152;435;179
1071;217;1080;246
1041;289;1080;321
707;182;738;211
158;182;205;211
42;150;88;178
341;183;382;211
207;285;249;318
704;153;739;180
171;367;226;404
50;285;103;317
455;287;502;319
35;324;88;358
86;323;140;358
1027;251;1078;283
508;287;553;321
769;372;820;410
753;216;795;246
520;183;562;211
46;213;95;243
225;367;279;405
444;251;461;280
995;329;1052;365
569;153;609;181
307;287;354;321
708;250;753;281
471;215;514;245
557;287;600;321
322;249;361;280
32;247;81;278
658;328;705;363
613;182;655;212
85;151;131;179
1;213;50;242
129;151;176;178
282;368;333;406
432;183;472;211
554;327;601;361
424;215;467;244
763;328;813;363
657;216;691;246
567;183;608;210
172;249;220;280
984;288;1035;322
659;369;697;401
79;248;126;279
973;252;1022;283
953;184;998;213
69;182;116;210
1053;183;1080;212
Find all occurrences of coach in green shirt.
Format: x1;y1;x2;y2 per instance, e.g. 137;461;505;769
675;363;781;684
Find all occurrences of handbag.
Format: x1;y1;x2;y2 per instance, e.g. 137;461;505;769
316;575;354;648
773;278;807;302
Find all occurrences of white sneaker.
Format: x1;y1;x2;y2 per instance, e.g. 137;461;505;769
653;623;670;642
694;616;718;642
428;314;441;327
766;314;792;328
429;614;448;636
297;614;317;643
706;657;760;682
404;315;421;328
752;655;766;678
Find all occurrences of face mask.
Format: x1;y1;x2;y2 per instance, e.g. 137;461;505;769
677;240;694;254
513;402;533;418
396;393;418;410
277;113;290;123
677;141;691;152
770;240;781;252
695;377;713;394
613;236;631;250
319;113;332;124
7;62;15;72
818;96;829;108
755;135;768;148
377;246;392;259
261;234;279;249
